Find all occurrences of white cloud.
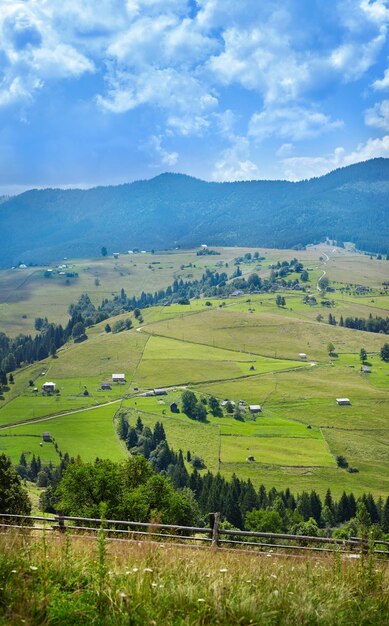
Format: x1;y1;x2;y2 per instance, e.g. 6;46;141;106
0;2;94;107
97;67;217;115
365;99;389;130
329;26;387;81
373;67;389;89
276;143;294;157
212;135;260;182
281;136;389;180
150;135;178;166
249;106;343;141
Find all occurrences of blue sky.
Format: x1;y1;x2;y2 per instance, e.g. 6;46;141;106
1;0;389;194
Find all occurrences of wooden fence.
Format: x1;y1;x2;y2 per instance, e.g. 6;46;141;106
0;512;388;558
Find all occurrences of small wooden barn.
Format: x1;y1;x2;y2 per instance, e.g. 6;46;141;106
336;398;351;405
112;373;125;383
42;382;56;392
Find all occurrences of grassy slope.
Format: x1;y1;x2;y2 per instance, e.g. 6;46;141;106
1;533;389;626
0;246;388;497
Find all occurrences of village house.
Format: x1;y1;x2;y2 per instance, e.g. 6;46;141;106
101;382;111;390
112;373;125;383
42;432;51;442
336;398;351;405
42;382;56;392
249;405;262;414
154;388;167;396
299;353;307;359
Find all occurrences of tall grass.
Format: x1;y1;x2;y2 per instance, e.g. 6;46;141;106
0;531;388;625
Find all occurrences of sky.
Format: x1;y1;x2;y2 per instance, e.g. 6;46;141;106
1;0;389;194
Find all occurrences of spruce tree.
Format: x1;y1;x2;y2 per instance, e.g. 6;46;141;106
381;497;389;533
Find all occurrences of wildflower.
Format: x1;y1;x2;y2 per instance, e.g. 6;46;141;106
11;570;17;574
133;566;139;572
271;573;277;579
144;567;153;573
274;590;279;597
151;582;158;588
197;598;205;603
159;584;164;588
246;580;251;583
219;568;228;573
29;566;38;571
118;591;127;600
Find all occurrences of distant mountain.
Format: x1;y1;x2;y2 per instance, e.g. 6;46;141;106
1;158;388;265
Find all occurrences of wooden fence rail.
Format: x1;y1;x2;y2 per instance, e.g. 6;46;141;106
0;512;388;558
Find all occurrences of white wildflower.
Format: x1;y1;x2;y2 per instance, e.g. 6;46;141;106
29;566;38;571
219;568;228;573
197;598;205;603
133;566;139;572
144;567;153;573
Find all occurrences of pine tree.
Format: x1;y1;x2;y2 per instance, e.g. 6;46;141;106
297;492;312;521
309;491;322;524
382;497;389;533
324;488;334;512
135;416;144;433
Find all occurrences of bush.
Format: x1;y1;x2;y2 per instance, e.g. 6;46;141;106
336;455;349;468
112;318;133;333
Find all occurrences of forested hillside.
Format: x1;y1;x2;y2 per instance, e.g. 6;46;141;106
1;158;388;265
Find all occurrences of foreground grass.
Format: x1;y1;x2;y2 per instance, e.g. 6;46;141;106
1;531;389;625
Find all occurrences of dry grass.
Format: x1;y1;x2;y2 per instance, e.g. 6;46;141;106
1;530;389;625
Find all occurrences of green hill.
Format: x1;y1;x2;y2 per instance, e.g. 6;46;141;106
1;158;388;266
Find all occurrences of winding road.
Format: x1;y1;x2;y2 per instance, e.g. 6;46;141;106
317;251;329;292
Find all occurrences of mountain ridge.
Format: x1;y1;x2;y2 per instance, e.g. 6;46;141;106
1;158;388;265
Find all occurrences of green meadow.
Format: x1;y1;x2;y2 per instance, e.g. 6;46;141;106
0;245;388;498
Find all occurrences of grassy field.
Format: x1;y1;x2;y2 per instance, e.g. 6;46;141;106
1;532;389;626
1;404;125;462
0;245;388;498
0;434;59;465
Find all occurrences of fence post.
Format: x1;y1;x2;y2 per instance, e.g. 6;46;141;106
210;512;220;549
56;514;66;533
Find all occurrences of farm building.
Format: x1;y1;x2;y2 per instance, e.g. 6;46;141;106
336;398;351;405
221;400;236;407
113;252;119;259
249;405;262;414
42;382;56;392
170;402;179;413
361;365;371;373
299;353;307;359
101;383;111;390
42;432;51;442
112;374;125;383
154;388;167;396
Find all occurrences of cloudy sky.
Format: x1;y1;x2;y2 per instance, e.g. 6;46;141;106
1;0;389;194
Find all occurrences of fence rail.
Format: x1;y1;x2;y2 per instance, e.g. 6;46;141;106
0;512;388;558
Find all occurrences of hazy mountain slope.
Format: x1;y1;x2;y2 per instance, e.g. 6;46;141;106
1;158;388;265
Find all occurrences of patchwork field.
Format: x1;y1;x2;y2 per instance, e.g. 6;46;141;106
0;245;388;498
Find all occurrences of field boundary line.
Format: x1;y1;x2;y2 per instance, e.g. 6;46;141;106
0;398;122;431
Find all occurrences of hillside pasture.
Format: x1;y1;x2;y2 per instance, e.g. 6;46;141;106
2;404;124;462
133;334;307;388
142;307;387;361
0;434;59;465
